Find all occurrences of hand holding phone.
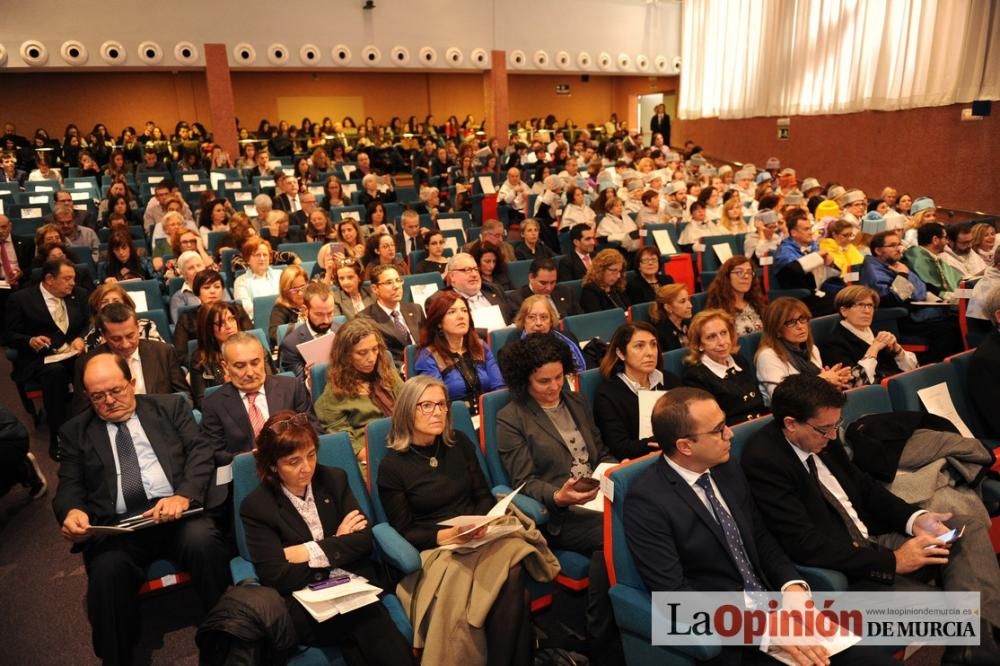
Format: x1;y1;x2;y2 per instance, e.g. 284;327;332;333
572;477;600;493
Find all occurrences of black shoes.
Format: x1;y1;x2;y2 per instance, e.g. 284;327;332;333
21;452;47;500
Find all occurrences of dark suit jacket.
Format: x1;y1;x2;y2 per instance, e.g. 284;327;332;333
272;193;299;214
580;283;630;313
358;302;425;363
820;322;905;386
278;322;342;381
741;421;917;584
474;282;514;324
557;252;589;282
200;375;318;457
3;284;89;382
496;390;616;515
594;371;682;460
394;231;425;259
626;273;673;305
625;456;799;593
240;465;377;595
52;394;217;531
649;113;671;144
71;340;190;415
508;284;582;319
969;330;1000;439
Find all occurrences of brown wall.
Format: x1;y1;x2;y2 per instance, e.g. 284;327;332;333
674;104;1000;214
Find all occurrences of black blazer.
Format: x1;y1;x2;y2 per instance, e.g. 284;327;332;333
649;113;671;144
508;284;582;320
681;354;767;426
820;322;903;386
514;242;554;262
969;330;1000;439
394;231;425;259
200;374;318;458
557;252;589;282
71;340;190;415
626;273;673;306
272;192;299;214
653;317;688;353
741;421;918;584
580;283;630;314
268;303;299;348
3;284;89;382
624;456;799;593
241;465;378;596
358;302;425;364
594;371;682;460
53;394;217;532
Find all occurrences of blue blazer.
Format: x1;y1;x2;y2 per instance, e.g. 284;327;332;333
413;345;505;403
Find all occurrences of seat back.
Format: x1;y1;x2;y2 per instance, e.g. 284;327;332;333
729;415;774;461
563;308;626;343
662;348;688;378
363;417;394;522
809;314;841;348
507;259;533;288
630;302;653;323
403;344;419;379
122;278;165;312
251;294;278;331
478;389;513;486
883;363;980;435
842;384;893;427
488;326;520;353
310;362;329;399
451;401;492;483
604;454;658;588
690;291;708;315
138;309;172;344
278;242;323;263
736;331;762;361
401;271;444;304
576;368;603;409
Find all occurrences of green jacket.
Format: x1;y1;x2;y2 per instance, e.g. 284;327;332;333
314;373;404;455
904;246;962;294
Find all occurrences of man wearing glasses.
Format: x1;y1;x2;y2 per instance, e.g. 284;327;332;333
742;374;1000;663
359;264;425;367
445;252;512;325
625;387;896;664
54;352;229;666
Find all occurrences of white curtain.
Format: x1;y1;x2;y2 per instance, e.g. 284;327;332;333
679;0;1000;119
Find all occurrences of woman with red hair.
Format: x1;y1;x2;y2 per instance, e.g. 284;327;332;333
412;290;505;412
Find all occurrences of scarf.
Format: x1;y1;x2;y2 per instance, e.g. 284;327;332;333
361;370;396;416
780;340;820;376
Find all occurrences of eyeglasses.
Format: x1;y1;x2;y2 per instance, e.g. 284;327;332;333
782;315;810;328
416;400;448;415
88;383;131;403
378;278;404;286
639;256;659;264
849;302;875;311
682;420;729;440
288;285;306;294
804;420;843;438
730;269;754;278
450;266;480;275
525;313;552;322
270;412;311;432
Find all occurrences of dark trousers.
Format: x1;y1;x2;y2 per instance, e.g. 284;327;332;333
546;507;625;666
82;515;230;666
288;595;415;666
0;410;29;497
38;356;75;448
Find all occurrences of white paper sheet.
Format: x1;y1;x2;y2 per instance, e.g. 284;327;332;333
209;172;226;190
440;484;525;529
44;349;80;365
341;165;356;180
296;332;336;368
146;176;164;184
712;242;733;264
224;181;243;190
339;211;361;222
243;204;258;217
267;160;282;170
215;463;233;486
341;183;358;196
126;290;148;312
437;217;466;241
22;207;42;219
74;181;92;189
652;229;677;256
759;256;774;266
478;176;496;194
580;462;618;512
182;173;200;182
259;178;275;189
471;304;507;332
70;191;90;201
638;390;668;440
917;383;974;438
409;283;439;312
234;191;252;202
189;183;207;192
308;185;324;196
444;237;460;255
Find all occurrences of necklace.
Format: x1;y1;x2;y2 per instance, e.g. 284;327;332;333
410;440;442;468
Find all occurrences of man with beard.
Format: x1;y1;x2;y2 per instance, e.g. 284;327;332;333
941;223;987;279
277;282;342;381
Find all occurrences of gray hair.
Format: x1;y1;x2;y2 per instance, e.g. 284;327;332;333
53;203;75;220
387;376;456;452
176;250;202;274
982;284;1000;326
362;173;378;188
221;331;265;359
445;252;476;272
481;218;504;233
253;193;272;210
419;186;439;203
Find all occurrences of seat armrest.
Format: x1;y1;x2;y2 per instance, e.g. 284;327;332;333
373;523;421;574
795;564;848;591
609;585;721;661
229;556;259;585
492;484;550;525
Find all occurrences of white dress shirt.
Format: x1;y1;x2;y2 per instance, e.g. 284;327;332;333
280;483;330;568
127;349;147;395
701;354;741;379
40;283;69;335
240;384;269;422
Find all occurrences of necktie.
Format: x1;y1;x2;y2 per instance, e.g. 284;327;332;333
806;455;869;547
0;241;15;283
582;253;592;268
130;357;145;395
409;237;416;255
246;391;265;438
391;310;412;344
115;422;148;515
53;298;69;334
695;473;764;593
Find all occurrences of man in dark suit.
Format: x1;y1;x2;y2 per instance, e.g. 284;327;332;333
446;252;513;325
3;257;88;459
626;387;893;665
279;282;341;380
557;224;596;282
272;172;302;214
0;213;30;318
394;209;426;261
649;103;671;146
742;374;1000;663
288;190;318;229
202;332;318;456
359;264;425;366
53;353;230;666
71;302;190;414
509;257;583;319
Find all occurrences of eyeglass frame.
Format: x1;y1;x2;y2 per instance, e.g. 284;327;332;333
415;400;449;415
681;419;729;440
87;383;132;403
802;419;843;438
782;315;810;329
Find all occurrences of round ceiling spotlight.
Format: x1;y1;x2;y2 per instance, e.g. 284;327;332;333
332;44;352;65
556;51;571;69
233;43;256;65
61;40;88;65
445;48;463;66
138;41;163;65
533;50;549;68
361;46;382;65
299;44;320;65
470;48;489;68
577;51;592;69
391;46;410;65
419;47;438;65
20;40;48;66
598;52;613;70
100;41;126;64
174;42;198;64
636;54;649;71
267;43;289;65
509;49;527;68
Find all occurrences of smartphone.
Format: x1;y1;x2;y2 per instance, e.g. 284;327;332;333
925;525;965;549
573;477;600;493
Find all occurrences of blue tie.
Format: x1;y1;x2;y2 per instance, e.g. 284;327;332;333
115;422;148;515
695;473;765;593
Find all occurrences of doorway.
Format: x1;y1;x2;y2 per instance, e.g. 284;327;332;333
638;93;676;147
